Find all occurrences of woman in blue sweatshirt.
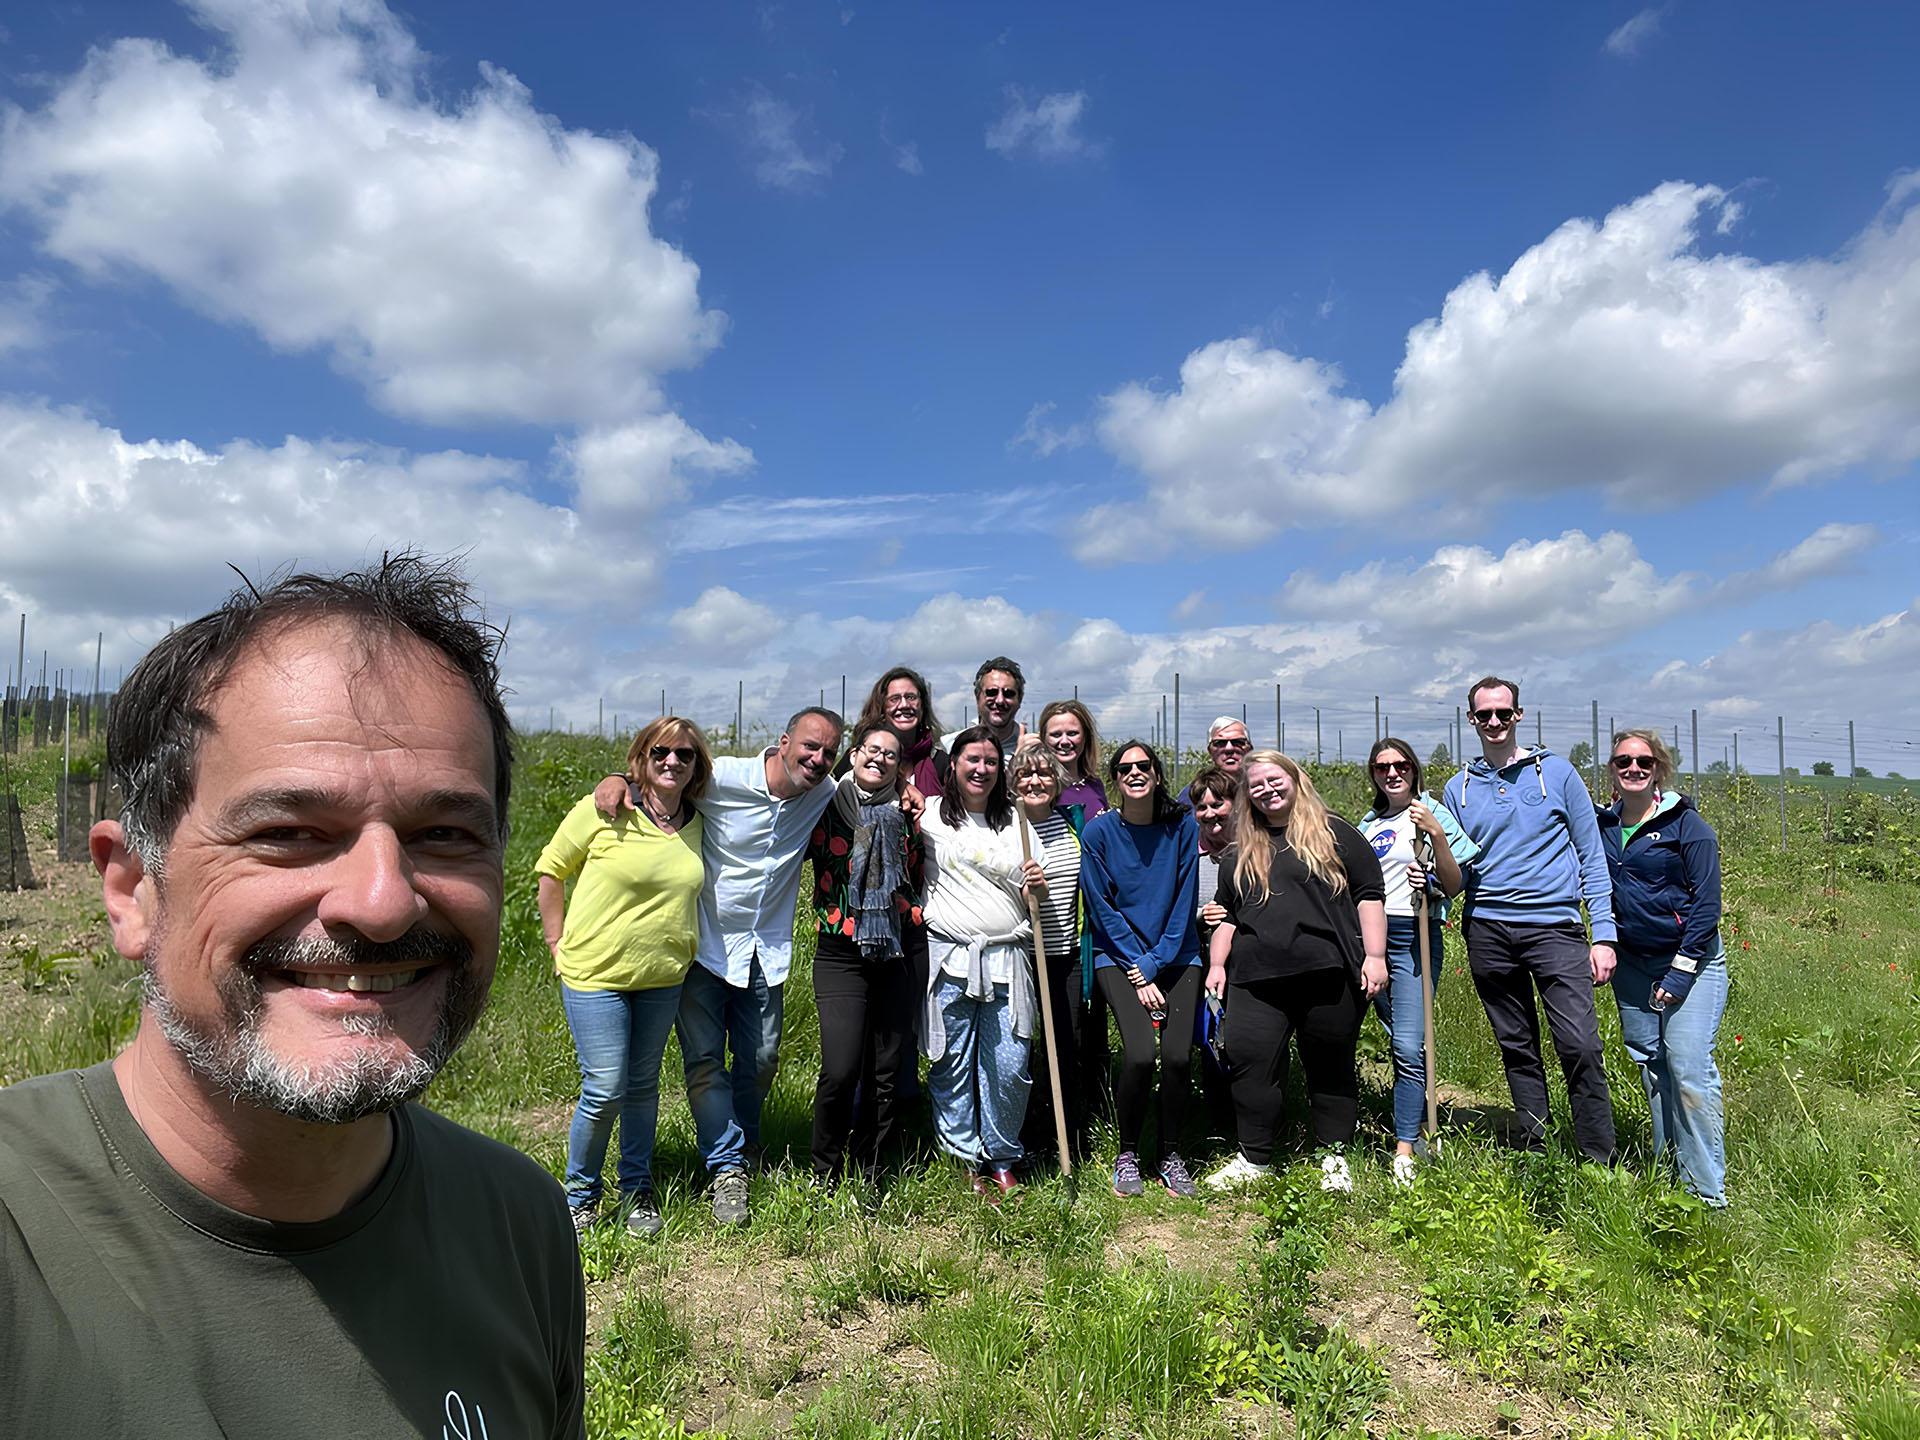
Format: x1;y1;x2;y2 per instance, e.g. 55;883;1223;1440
1599;729;1729;1206
1082;740;1201;1199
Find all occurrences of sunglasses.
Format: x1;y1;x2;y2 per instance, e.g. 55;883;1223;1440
1610;754;1657;772
1114;759;1156;777
650;745;697;764
1210;737;1251;750
980;688;1020;700
1470;707;1518;725
1371;760;1413;775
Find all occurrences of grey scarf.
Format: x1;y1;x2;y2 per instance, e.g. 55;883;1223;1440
834;775;908;958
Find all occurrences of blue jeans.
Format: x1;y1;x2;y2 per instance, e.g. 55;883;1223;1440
677;956;785;1175
1370;913;1445;1145
559;981;683;1208
1611;947;1729;1205
927;973;1031;1168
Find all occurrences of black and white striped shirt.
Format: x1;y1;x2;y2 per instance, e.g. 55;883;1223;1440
1024;810;1083;957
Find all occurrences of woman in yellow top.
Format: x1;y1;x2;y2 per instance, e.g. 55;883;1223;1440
537;716;710;1238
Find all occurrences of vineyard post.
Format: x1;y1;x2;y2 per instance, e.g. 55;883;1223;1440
1777;716;1787;850
1848;720;1856;782
1373;695;1380;744
14;616;23;718
1690;709;1699;800
1590;700;1600;797
1315;708;1322;765
598;698;603;736
841;675;847;719
1174;672;1181;776
660;688;665;718
737;680;744;748
1733;730;1739;775
1535;707;1542;748
1275;683;1281;752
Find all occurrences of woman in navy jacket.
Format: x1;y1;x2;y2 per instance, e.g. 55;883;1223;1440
1598;729;1728;1206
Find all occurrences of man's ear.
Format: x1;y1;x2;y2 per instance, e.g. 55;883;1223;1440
92;821;156;961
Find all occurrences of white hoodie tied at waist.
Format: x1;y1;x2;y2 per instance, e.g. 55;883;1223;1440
920;926;1038;1061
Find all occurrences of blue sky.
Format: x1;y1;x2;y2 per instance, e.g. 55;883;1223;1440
1;1;1916;772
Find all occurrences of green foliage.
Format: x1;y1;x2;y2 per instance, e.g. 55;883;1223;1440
584;1288;700;1438
1812;760;1836;776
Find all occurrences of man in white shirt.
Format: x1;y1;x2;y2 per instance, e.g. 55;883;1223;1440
954;656;1028;763
595;709;842;1227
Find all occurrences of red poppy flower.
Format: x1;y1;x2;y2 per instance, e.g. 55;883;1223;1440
842;918;856;936
829;836;850;856
812;828;827;846
826;907;842;926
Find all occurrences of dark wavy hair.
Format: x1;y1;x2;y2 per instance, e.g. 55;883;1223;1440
1366;736;1424;814
940;725;1014;830
855;665;939;746
1107;739;1187;824
108;551;512;874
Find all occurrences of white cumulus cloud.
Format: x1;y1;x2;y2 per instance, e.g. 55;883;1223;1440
1077;177;1920;562
1605;7;1664;58
668;587;788;654
0;0;725;428
986;88;1103;161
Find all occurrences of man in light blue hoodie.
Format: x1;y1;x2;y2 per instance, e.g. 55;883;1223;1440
1442;677;1617;1162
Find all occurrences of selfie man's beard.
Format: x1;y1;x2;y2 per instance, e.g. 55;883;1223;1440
145;929;487;1124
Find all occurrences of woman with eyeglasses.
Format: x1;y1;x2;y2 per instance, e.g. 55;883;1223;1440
1204;752;1386;1193
917;726;1047;1198
806;719;926;1189
1598;730;1729;1206
1187;763;1240;1142
1358;738;1478;1183
843;666;946;796
1007;741;1092;1164
1035;699;1111;1138
1082;741;1202;1199
537;717;712;1238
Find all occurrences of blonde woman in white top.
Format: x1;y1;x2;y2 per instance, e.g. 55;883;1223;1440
918;726;1044;1199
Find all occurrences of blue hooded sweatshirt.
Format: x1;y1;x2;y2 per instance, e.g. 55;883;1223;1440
1595;789;1722;965
1441;746;1616;940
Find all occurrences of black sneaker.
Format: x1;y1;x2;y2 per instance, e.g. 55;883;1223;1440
711;1168;750;1228
622;1192;663;1237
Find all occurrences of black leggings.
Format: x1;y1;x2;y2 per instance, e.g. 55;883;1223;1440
1223;969;1364;1164
812;933;916;1178
1095;964;1202;1168
1020;951;1086;1160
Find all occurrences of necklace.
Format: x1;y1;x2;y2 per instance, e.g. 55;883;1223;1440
642;791;684;832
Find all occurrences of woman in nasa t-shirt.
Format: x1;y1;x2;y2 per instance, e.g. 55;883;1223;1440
1357;738;1479;1183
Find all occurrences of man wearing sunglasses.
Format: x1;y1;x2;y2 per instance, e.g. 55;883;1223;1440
954;656;1029;765
1176;717;1252;807
1441;676;1618;1164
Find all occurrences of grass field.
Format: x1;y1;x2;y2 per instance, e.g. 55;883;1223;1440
3;731;1918;1438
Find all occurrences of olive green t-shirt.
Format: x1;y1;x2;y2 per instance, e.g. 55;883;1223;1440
0;1062;586;1439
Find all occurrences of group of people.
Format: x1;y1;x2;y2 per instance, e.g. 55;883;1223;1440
0;557;1733;1435
538;661;1731;1230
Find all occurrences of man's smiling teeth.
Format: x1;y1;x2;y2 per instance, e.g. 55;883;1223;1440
286;969;425;993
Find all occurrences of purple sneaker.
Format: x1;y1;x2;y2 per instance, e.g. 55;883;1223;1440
1113;1151;1145;1198
1158;1154;1198;1199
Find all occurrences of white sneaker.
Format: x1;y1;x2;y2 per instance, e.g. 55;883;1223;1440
1391;1153;1418;1188
1202;1153;1274;1192
1319;1154;1353;1193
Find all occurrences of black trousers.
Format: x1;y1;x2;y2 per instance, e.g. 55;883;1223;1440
1462;916;1616;1162
1096;964;1202;1168
1020;951;1086;1161
811;933;917;1178
1079;980;1114;1129
1223;968;1364;1165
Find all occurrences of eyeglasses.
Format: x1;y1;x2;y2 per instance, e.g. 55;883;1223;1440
1470;708;1517;725
1114;759;1155;777
1246;780;1288;796
1012;770;1056;786
1210;737;1251;750
1371;760;1413;775
1610;754;1657;773
855;744;899;763
650;745;697;763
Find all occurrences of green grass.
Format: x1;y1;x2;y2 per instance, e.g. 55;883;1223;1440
5;726;1919;1436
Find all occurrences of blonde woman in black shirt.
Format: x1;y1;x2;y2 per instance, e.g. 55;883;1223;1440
1203;751;1387;1191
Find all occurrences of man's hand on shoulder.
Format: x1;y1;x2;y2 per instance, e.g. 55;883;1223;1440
592;775;631;821
899;782;926;821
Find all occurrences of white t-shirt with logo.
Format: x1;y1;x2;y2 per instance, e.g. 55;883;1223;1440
1360;810;1419;917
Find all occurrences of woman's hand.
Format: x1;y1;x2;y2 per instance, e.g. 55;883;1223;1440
1404;860;1429;895
1360;953;1388;1001
1135;980;1166;1011
1199;901;1227;929
1204;963;1227;1000
1406;800;1443;841
1020;858;1047;893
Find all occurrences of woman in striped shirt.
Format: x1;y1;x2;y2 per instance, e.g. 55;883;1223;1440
1009;741;1089;1164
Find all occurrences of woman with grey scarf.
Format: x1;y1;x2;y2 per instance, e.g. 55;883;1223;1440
806;719;927;1188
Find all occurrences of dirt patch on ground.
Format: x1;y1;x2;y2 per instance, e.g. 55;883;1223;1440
1317;1245;1598;1439
1106;1204;1261;1277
